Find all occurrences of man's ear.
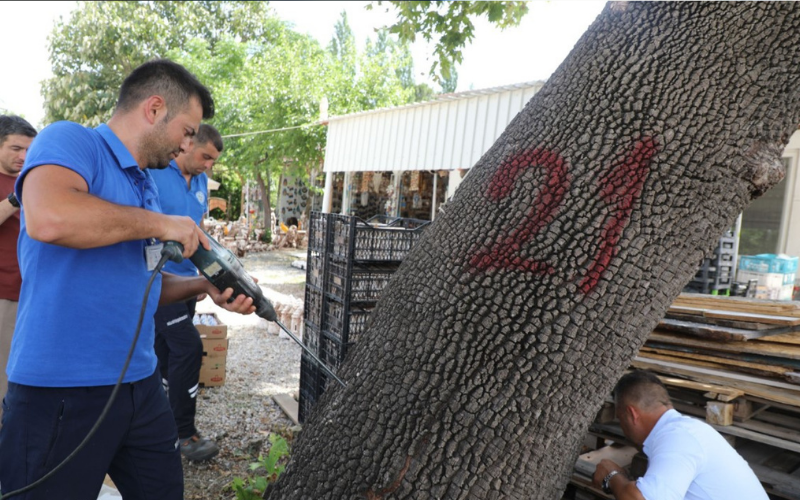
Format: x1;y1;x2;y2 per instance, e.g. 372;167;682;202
143;95;167;125
627;404;642;424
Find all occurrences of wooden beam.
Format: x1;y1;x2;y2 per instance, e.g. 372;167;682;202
631;357;800;407
649;331;800;362
668;306;800;326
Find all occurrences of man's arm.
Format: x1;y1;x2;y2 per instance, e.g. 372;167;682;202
160;272;255;315
0;196;18;225
593;459;646;500
22;165;205;257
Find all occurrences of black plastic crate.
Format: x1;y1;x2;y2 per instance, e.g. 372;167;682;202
298;388;316;424
307;211;328;252
305;251;325;290
688;259;735;294
347;307;372;344
304;287;324;330
325;258;351;301
349;265;397;303
326;260;398;304
329;214;429;262
299;352;320;396
387;217;430;230
320;331;348;370
323;297;347;339
303;321;321;356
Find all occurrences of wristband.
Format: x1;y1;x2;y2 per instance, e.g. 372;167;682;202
7;192;19;208
602;469;621;494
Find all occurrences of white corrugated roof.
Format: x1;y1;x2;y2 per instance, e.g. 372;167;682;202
323;81;545;173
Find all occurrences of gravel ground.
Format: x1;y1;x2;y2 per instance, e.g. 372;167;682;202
181;246;309;500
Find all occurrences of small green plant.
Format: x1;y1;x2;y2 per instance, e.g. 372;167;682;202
230;434;290;500
259;228;272;244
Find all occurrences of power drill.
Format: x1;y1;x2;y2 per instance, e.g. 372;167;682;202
162;232;277;321
162;231;346;387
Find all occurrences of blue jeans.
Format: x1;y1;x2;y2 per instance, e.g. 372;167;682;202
0;369;182;499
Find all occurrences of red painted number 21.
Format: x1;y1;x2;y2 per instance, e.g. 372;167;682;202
469;136;659;295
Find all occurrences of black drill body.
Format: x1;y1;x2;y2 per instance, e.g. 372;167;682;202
162;232;346;387
162;232;276;321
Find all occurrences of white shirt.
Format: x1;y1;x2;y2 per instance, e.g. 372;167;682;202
636;409;768;500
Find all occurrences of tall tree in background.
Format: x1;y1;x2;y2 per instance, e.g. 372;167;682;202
42;1;274;126
42;1;421;227
265;2;800;499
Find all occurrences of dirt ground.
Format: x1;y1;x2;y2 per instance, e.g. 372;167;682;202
181;246;308;500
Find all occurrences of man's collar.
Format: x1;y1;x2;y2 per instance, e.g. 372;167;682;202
96;124;138;170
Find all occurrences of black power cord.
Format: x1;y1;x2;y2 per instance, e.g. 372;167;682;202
0;250;175;499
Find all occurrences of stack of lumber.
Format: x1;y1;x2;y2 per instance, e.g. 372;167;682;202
567;293;800;500
641;293;800;405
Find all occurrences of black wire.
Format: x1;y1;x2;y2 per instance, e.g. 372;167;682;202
0;253;172;499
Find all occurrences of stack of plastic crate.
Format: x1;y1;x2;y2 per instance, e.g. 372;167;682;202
684;225;739;295
299;212;429;422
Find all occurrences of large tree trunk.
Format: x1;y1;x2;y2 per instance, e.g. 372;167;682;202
267;3;800;499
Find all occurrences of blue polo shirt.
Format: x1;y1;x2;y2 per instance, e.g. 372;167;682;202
149;160;207;276
8;122;163;387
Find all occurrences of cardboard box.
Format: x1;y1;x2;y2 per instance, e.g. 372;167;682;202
201;356;227;369
737;269;795;301
194;312;227;339
202;338;228;358
199;364;226;387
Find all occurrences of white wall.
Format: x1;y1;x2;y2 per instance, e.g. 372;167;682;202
780;129;800;255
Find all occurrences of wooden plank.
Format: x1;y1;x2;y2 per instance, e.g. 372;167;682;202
711;423;800;454
666;312;782;332
570;473;613;500
645;343;800;372
575;444;638;477
758;332;800;346
641;346;796;377
736;419;800;445
707;401;734;426
272;393;299;426
668;306;800;326
657;374;745;401
753;411;800;432
657;317;779;341
674;293;800;314
762;450;800;474
750;464;800;499
649;331;800;362
640;351;791;383
631;357;800;407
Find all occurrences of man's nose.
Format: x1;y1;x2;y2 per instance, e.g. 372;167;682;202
180;136;193;153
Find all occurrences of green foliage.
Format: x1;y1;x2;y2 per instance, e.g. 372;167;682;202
230;434;290;500
42;1;431;224
368;1;529;83
43;1;275;126
209;163;243;220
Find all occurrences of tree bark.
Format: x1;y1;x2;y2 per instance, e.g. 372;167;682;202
257;169;271;236
266;3;800;499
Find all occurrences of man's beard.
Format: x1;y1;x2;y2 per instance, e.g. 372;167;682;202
141;121;178;169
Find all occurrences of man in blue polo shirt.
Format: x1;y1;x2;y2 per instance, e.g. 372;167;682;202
0;60;256;500
150;124;223;462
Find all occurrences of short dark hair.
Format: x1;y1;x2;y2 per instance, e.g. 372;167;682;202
115;59;214;120
0;115;37;146
613;370;672;411
194;124;223;153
